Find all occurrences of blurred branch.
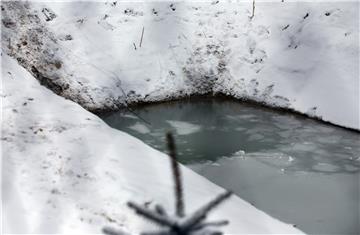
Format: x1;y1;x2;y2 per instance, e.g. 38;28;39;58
166;132;185;217
102;133;232;235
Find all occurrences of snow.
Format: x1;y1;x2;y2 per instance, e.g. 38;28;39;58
1;53;302;233
1;0;358;233
1;1;358;129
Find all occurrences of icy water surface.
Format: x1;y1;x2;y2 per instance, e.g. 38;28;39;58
100;98;360;235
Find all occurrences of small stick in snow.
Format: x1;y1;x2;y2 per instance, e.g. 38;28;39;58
250;0;255;20
202;30;207;38
133;42;137;50
139;26;144;48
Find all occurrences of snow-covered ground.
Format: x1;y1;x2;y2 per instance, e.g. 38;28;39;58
1;53;302;233
1;1;359;129
1;0;358;233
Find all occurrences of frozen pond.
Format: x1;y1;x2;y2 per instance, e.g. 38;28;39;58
100;98;360;235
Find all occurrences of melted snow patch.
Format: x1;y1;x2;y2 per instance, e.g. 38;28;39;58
167;120;201;135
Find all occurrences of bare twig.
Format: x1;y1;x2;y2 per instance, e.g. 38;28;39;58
166;132;185;218
202;31;207;38
133;42;137;50
110;74;151;126
250;0;255;20
126;106;151;126
139;26;144;48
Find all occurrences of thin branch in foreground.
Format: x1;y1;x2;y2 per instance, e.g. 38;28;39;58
155;204;168;216
103;226;130;235
127;201;177;227
102;134;232;235
166;132;185;218
181;191;232;230
192;220;229;231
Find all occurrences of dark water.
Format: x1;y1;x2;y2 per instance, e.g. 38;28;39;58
100;98;360;235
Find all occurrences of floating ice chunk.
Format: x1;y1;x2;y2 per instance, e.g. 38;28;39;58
344;164;358;172
313;163;338;173
241;114;257;119
225;114;256;121
291;142;317;152
128;122;150;134
234;150;246;156
166;120;201;135
315;125;334;133
272;116;301;129
149;131;164;137
235;127;246;131
278;130;292;138
248;133;264;141
316;135;341;144
123;114;138;119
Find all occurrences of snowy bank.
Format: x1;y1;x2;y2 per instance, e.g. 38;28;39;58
1;1;359;130
1;54;302;233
